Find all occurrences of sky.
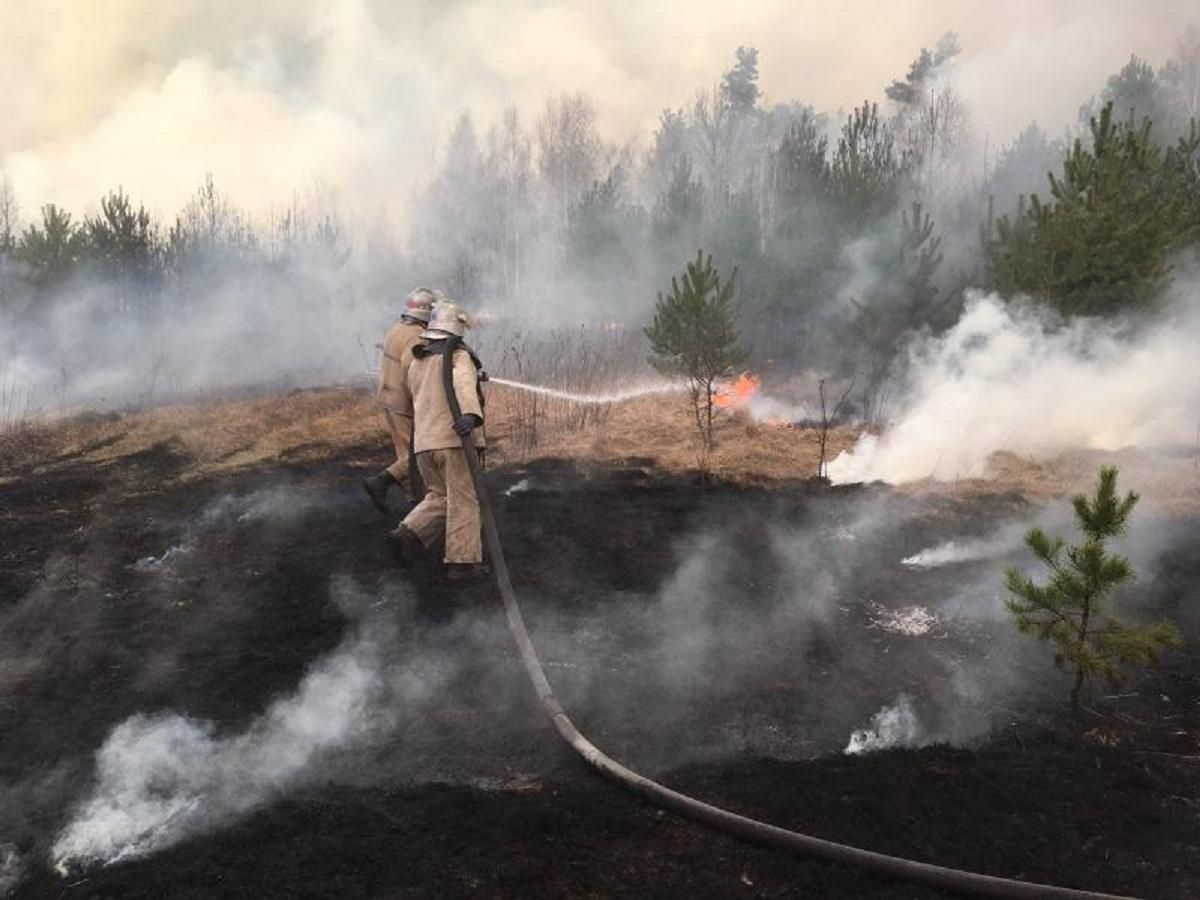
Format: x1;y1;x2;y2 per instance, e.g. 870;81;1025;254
0;0;1193;226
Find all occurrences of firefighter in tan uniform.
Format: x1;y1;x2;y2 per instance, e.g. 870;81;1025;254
389;301;488;580
363;288;441;512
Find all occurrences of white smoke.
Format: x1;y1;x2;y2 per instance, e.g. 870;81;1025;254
0;845;22;898
50;579;440;873
748;393;812;425
900;524;1029;568
134;488;318;573
829;292;1200;484
503;477;532;496
844;695;924;754
3;270;378;417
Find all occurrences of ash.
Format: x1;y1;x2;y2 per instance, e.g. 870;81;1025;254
868;604;940;637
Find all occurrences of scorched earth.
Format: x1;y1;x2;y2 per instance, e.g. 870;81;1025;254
1;387;1198;899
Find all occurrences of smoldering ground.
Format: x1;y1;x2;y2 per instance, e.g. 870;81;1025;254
4;453;1196;894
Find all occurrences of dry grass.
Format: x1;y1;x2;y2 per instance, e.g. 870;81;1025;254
486;384;858;483
898;447;1200;516
4;384;1199;514
0;387;384;483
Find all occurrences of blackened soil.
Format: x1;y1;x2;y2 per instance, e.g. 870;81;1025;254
2;447;1199;899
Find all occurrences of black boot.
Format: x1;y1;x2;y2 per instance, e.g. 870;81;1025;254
363;471;395;513
387;524;425;566
446;562;491;582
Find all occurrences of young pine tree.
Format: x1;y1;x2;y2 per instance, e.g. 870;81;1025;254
1005;466;1182;710
645;250;746;452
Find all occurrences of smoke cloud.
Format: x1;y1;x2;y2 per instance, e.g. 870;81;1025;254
829;290;1200;484
0;1;1191;219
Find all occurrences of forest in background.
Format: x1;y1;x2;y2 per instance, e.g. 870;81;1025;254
1;29;1198;420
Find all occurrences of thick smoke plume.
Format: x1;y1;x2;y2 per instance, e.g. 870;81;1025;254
1;2;1189;218
829;291;1200;484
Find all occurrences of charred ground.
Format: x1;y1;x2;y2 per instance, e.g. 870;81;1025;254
1;404;1199;899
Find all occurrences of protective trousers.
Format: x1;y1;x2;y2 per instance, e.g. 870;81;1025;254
402;448;483;564
383;410;422;498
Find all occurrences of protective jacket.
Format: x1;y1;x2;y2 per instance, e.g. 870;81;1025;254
375;320;425;413
407;340;486;453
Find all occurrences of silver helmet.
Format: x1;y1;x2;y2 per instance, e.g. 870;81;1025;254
402;287;439;324
421;300;469;339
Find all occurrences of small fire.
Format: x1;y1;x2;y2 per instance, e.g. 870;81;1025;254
712;373;797;429
713;372;760;409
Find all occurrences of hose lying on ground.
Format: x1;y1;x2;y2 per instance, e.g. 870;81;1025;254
440;337;1141;900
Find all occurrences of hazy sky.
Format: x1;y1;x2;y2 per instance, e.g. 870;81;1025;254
0;0;1193;225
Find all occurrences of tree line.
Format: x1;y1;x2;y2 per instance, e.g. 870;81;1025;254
3;30;1199;404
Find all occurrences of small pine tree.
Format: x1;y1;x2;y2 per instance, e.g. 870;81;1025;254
645;250;747;452
1005;466;1182;710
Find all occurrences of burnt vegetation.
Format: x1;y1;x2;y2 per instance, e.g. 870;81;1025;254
2;22;1200;900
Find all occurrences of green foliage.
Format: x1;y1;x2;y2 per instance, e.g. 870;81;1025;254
1104;55;1162;127
645;250;746;449
565;166;646;291
1005;466;1183;709
652;155;705;247
830;102;908;233
647;108;690;195
885;33;961;106
85;189;160;312
720;46;761;115
772;116;832;238
987;102;1200;316
16;204;85;294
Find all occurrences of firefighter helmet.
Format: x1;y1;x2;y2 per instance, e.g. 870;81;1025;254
402;287;438;324
421;300;469;339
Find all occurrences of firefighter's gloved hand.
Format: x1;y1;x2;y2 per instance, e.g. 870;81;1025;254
453;414;482;436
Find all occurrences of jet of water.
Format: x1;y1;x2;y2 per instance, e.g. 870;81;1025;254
488;377;683;405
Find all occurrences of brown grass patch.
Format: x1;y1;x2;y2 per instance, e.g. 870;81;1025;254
900;447;1200;515
0;387;384;483
4;384;1198;514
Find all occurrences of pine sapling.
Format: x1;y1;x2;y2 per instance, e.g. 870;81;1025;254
1005;466;1182;710
644;250;747;452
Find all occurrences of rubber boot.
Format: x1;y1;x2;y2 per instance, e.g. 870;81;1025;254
387;523;425;567
363;471;395;513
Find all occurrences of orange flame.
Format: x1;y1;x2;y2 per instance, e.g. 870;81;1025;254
713;372;761;408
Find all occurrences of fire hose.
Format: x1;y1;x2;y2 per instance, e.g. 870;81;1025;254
439;337;1140;900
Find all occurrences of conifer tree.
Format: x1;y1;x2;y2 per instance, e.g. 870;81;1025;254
987;102;1200;315
16;204;85;294
1005;466;1182;710
645;251;746;451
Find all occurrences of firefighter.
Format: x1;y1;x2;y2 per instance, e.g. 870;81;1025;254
363;287;441;512
389;300;488;580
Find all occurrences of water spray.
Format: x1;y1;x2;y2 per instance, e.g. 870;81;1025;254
487;376;682;405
